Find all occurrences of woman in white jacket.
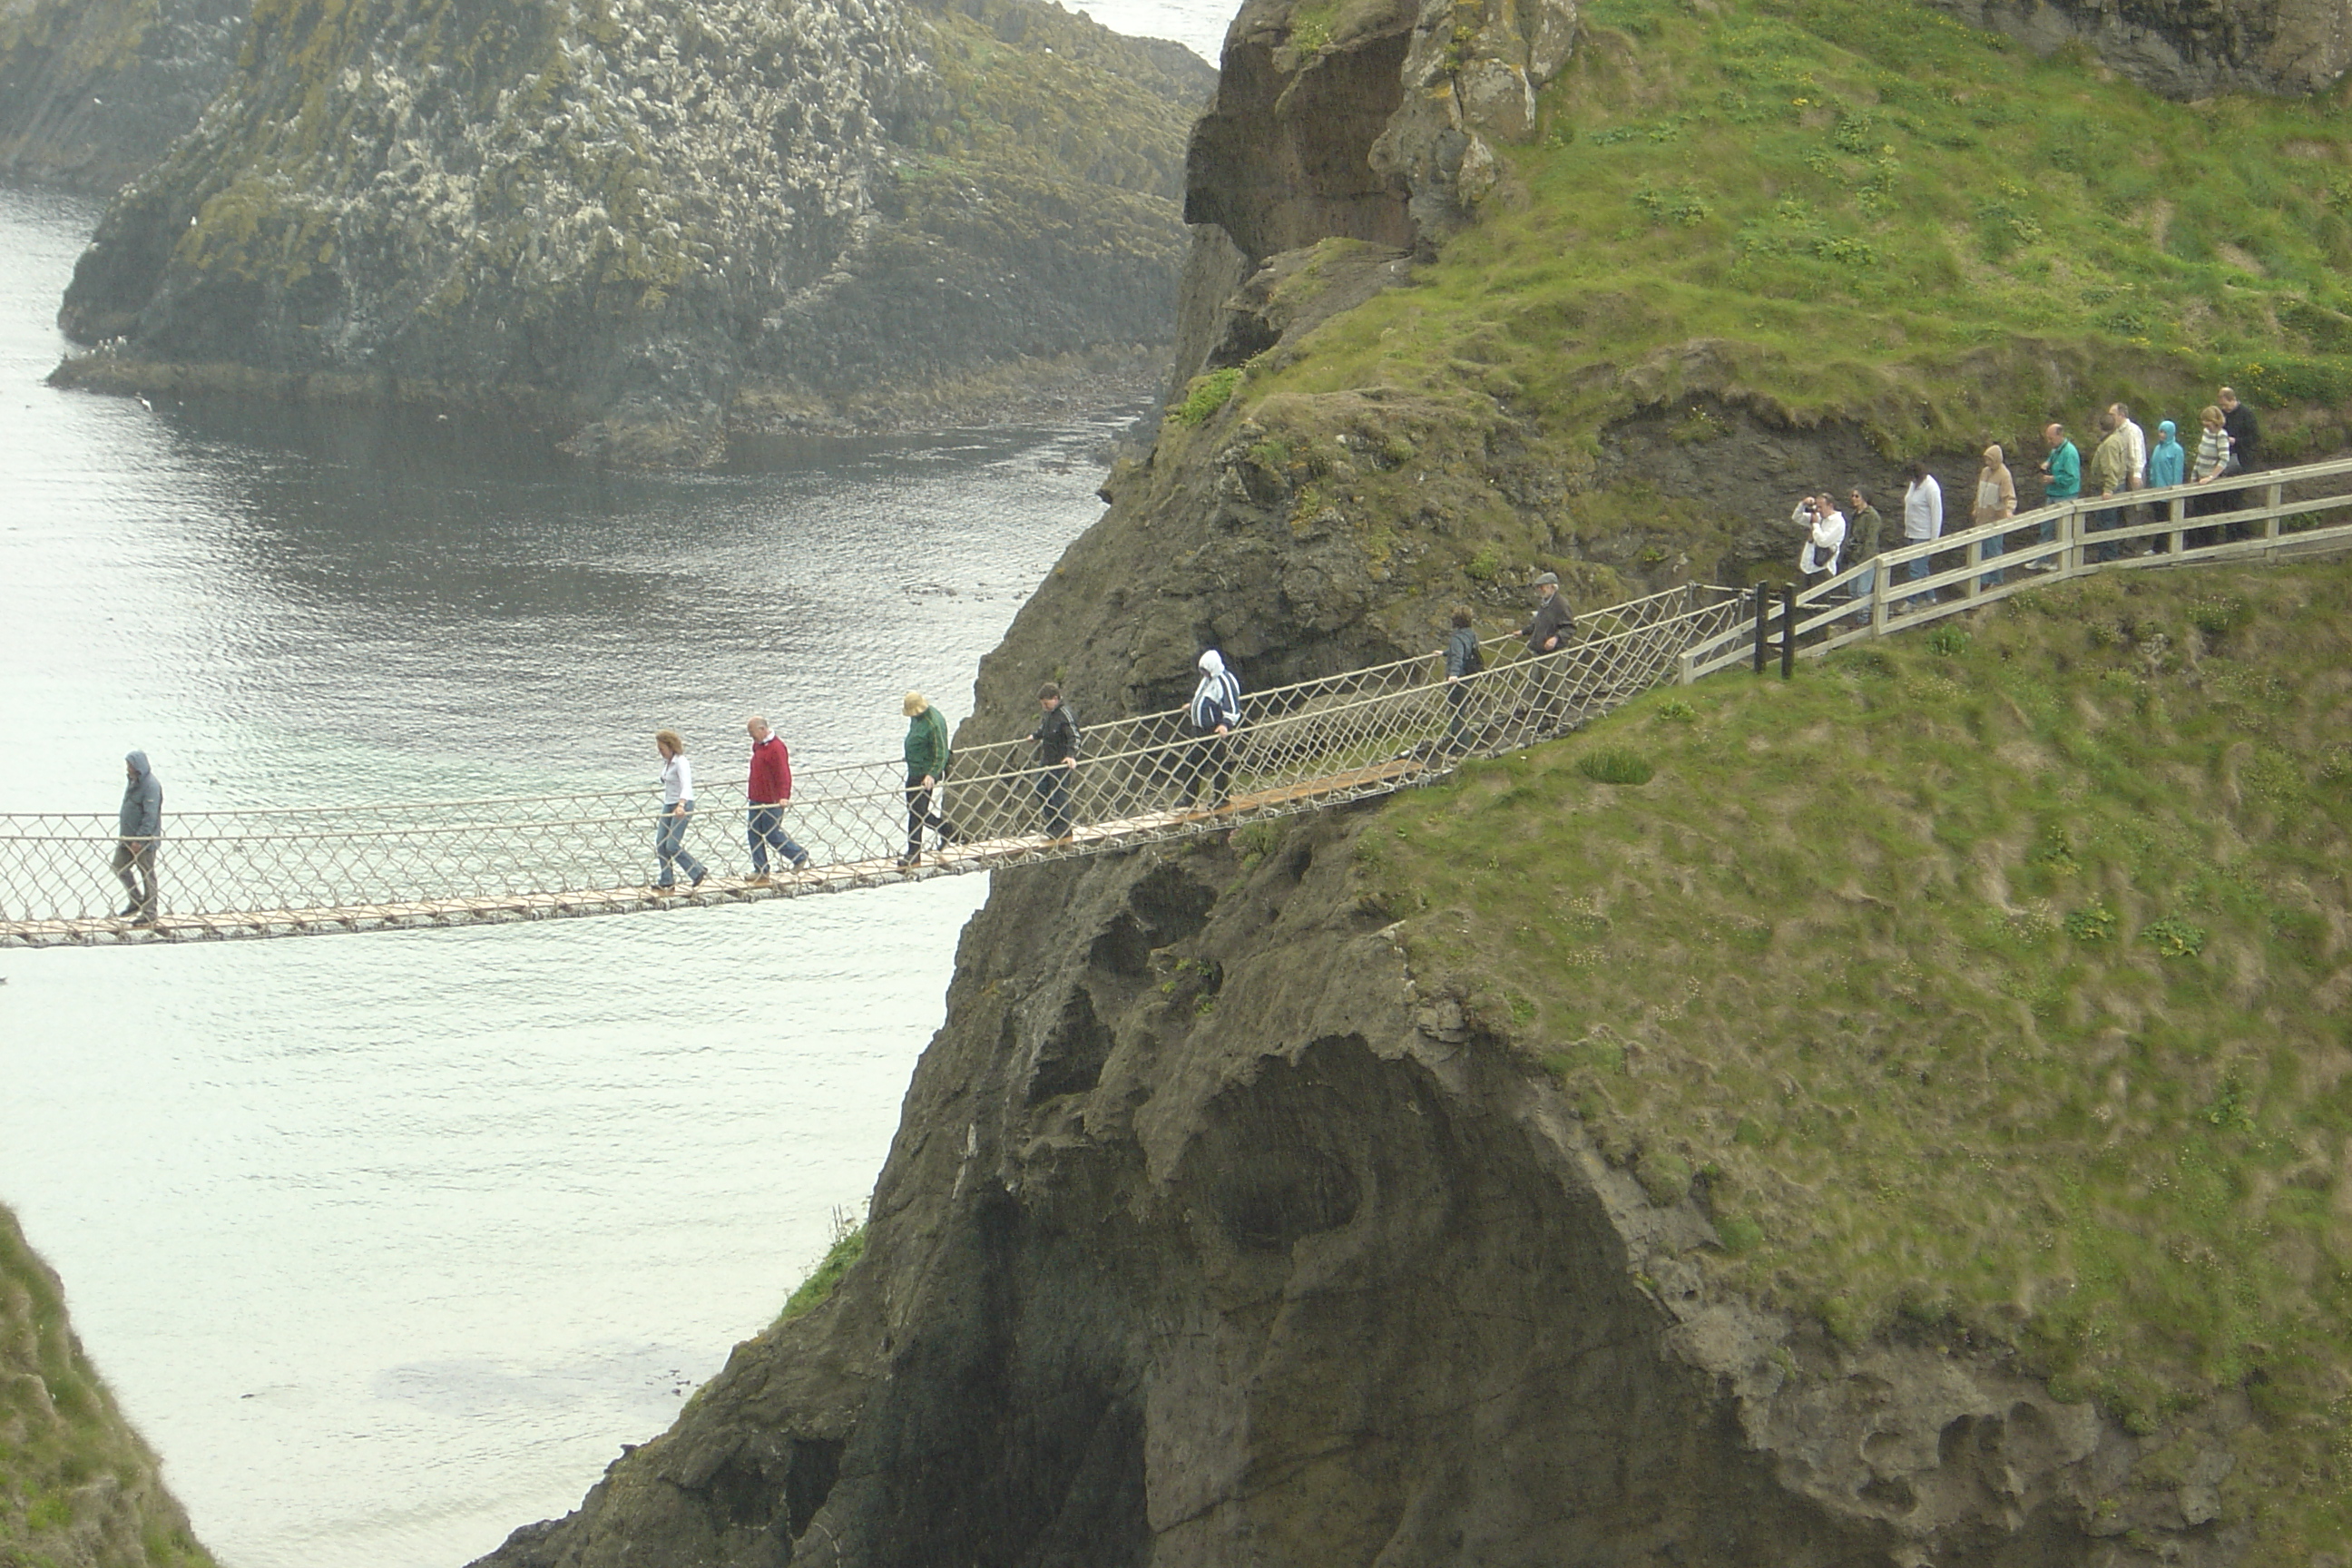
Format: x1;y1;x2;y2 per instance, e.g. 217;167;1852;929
1793;494;1847;584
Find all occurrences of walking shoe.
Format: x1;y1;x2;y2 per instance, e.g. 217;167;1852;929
790;851;812;870
747;873;773;887
690;870;708;889
131;912;156;927
896;853;920;869
119;902;142;916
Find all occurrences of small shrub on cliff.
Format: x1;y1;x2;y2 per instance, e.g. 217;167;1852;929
1171;367;1242;427
778;1216;867;1323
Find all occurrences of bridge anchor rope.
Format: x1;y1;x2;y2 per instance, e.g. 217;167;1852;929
5;455;2347;950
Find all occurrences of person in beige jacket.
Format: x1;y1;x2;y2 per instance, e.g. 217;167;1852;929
1973;444;2017;588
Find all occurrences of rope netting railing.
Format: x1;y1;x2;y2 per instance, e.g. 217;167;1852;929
0;583;1746;946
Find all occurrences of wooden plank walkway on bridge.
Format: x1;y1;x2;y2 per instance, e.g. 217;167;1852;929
5;454;2349;951
0;758;1430;948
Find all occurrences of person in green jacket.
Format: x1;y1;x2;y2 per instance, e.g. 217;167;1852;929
900;691;957;867
2035;421;2080;554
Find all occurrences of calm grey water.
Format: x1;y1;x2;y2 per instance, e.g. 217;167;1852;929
0;185;1116;1566
0;5;1230;1563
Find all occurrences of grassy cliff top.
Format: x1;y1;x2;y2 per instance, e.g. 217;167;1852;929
1171;0;2352;585
1354;560;2352;1552
1;1206;213;1568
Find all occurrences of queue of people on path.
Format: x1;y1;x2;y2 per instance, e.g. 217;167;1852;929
1788;384;2265;606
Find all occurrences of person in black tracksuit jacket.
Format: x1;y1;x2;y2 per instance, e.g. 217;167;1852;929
1029;682;1080;841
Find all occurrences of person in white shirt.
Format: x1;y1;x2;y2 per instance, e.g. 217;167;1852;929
1792;494;1846;583
1901;460;1943;609
652;729;708;891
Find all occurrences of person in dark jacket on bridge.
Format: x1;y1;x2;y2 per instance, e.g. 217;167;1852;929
1029;683;1080;842
900;692;957;867
1180;650;1243;811
744;716;811;882
1443;606;1485;753
115;750;162;925
1519;570;1575;729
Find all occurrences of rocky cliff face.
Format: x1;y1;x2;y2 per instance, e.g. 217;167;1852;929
48;0;1210;462
0;0;244;191
457;0;2352;1560
0;1203;214;1568
472;813;2252;1568
1924;0;2352;98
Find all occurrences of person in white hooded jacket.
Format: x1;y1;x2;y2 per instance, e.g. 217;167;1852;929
1181;649;1243;810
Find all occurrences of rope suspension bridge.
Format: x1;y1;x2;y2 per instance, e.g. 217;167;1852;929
5;453;2348;949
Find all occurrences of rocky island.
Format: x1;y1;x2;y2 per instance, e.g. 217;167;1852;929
461;0;2352;1563
34;0;1212;461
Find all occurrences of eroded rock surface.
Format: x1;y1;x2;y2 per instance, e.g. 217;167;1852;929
48;0;1210;462
0;0;244;192
1925;0;2352;97
472;815;2246;1567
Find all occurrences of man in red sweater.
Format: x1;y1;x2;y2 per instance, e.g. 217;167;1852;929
745;716;812;881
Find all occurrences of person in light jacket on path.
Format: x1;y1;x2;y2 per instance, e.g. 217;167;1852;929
744;716;811;883
1181;650;1243;811
115;750;162;924
900;692;957;867
2086;410;2137;564
652;730;708;892
1792;493;1847;586
1971;446;2016;589
1900;461;1943;609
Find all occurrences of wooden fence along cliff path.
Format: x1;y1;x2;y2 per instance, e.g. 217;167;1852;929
6;454;2349;948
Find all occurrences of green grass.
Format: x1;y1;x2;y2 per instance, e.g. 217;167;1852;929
1362;561;2352;1553
1179;0;2352;593
1;1206;215;1567
777;1221;868;1324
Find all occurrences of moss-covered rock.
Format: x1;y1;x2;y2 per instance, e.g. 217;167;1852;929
49;0;1211;461
0;1203;214;1568
0;0;244;192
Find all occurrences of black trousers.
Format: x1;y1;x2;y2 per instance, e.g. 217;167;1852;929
1034;767;1073;838
1180;729;1232;807
905;779;953;855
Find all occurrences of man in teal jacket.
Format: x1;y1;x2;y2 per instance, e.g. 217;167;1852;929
900;691;957;867
2034;421;2080;556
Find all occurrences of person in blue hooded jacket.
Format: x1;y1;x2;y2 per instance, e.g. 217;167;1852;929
116;750;162;924
2144;419;2186;553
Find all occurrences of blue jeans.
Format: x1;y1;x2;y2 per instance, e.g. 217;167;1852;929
747;806;808;872
2088;508;2122;564
1905;553;1931;602
1979;526;2004;589
655;804;706;887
